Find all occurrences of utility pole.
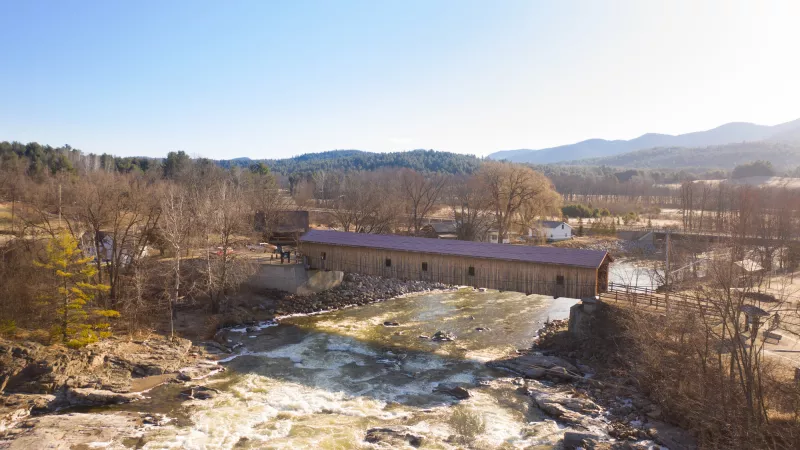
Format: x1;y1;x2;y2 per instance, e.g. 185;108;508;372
665;230;671;311
9;185;15;236
58;184;62;229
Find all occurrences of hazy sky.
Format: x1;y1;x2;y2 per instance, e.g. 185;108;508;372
1;0;798;159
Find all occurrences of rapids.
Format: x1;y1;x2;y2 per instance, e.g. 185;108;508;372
115;289;583;449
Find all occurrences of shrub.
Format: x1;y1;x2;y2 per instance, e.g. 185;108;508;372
561;204;594;219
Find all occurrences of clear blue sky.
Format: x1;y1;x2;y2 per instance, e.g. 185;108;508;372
1;0;798;159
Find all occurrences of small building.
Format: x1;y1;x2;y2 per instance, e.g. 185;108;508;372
419;222;458;239
78;231;150;265
80;231;114;263
486;229;510;244
733;258;765;278
255;210;310;245
530;221;572;242
300;230;612;298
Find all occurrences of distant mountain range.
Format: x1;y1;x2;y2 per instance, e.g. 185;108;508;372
559;141;800;170
488;118;800;164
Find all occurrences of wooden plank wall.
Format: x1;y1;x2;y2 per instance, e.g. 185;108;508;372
301;242;599;298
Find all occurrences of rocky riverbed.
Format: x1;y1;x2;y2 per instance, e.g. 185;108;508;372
486;319;697;450
0;276;695;449
0;336;219;441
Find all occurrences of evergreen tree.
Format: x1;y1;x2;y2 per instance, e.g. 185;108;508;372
34;232;116;347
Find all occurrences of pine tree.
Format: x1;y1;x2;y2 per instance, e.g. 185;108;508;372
577;217;584;237
35;231;116;347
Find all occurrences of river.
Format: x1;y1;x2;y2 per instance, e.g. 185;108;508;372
106;289;581;449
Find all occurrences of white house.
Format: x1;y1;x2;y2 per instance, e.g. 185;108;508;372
79;231;152;266
530;221;572;242
80;232;114;262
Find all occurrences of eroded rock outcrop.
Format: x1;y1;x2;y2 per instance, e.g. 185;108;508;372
0;336;201;436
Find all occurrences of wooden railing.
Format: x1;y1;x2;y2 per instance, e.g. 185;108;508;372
603;282;721;317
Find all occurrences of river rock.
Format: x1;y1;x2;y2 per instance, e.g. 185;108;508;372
431;331;455;342
434;383;470;400
645;420;697;450
0;394;55;436
365;426;423;447
487;353;579;379
64;388;142;407
547;366;577;382
532;392;601;416
180;385;219;400
177;361;220;382
563;431;603;449
3;411;147;449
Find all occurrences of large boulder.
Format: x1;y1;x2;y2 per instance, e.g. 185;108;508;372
563;431;603;449
434;383;471;400
2;411;144;448
487;353;579;379
531;392;601;416
431;331;456;342
365;427;423;448
64;388;142;407
645;420;697;450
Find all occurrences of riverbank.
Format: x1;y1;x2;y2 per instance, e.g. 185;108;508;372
267;272;451;316
488;318;697;449
0;273;452;446
0;336;222;439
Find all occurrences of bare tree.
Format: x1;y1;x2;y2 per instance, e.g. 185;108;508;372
515;184;562;236
250;169;296;242
400;169;448;235
328;172;400;234
478;161;560;242
159;183;193;338
445;174;493;241
208;173;253;313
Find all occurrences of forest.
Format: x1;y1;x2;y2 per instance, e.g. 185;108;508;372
0;142;482;178
219;149;483;175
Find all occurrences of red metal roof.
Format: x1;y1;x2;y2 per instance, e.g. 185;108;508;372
300;230;609;269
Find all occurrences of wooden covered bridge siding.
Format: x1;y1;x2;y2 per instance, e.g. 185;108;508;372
300;231;611;298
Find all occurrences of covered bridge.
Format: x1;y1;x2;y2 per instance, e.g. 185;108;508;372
300;230;612;298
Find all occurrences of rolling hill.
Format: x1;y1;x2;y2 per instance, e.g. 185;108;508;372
218;149;482;175
489;118;800;164
559;141;800;170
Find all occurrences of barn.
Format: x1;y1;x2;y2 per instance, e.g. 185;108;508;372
300;230;612;298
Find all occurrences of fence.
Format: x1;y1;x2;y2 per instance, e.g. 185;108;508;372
604;282;721;317
595;224;800;243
